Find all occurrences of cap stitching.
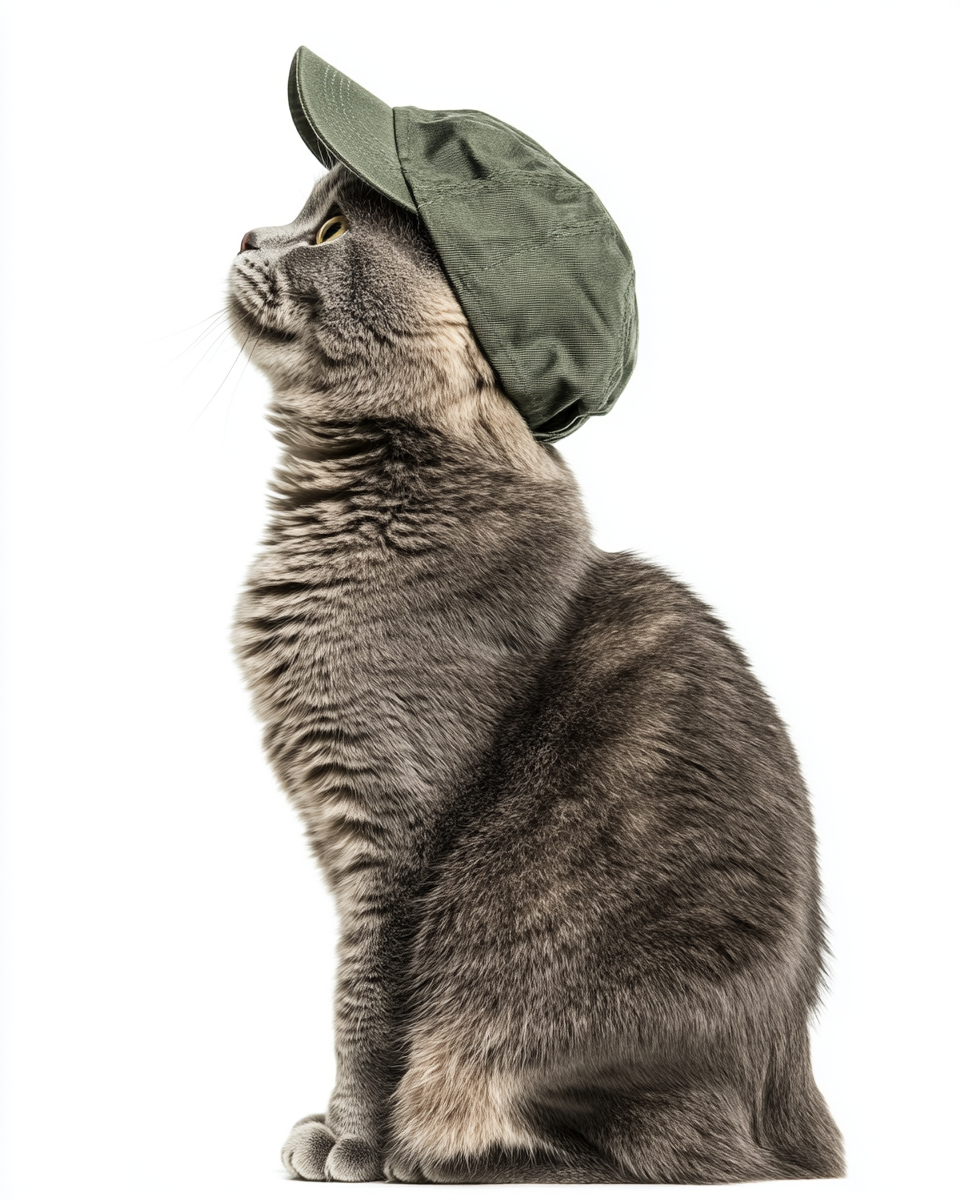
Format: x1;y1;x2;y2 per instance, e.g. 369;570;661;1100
458;222;615;279
293;56;334;167
416;173;592;206
323;66;403;176
400;107;584;185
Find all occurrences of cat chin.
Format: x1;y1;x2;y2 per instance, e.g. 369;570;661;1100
228;295;299;346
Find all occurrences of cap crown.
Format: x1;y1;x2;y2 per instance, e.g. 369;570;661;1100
394;107;638;441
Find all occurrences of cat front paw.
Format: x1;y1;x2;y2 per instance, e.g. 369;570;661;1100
281;1114;335;1180
324;1136;382;1182
280;1114;382;1182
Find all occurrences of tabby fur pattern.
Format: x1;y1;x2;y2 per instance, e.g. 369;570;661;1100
227;164;843;1183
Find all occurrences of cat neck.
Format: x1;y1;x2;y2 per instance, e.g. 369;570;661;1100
262;384;594;603
267;377;563;483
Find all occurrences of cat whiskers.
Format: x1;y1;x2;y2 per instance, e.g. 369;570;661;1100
159;307;232;341
179;318;237;375
164;307;239;411
190;328;264;429
162;309;234;372
177;321;241;400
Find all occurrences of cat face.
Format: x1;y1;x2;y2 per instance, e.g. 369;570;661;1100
228;164;480;400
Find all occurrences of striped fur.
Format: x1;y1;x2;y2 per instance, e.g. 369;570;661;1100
228;165;843;1183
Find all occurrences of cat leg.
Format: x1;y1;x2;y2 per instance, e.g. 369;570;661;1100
384;1035;625;1183
388;1073;800;1183
281;871;411;1182
320;882;409;1181
282;1115;381;1183
387;1037;540;1176
386;1043;799;1183
280;1114;335;1181
593;1084;785;1184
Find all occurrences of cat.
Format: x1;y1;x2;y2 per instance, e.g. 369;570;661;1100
228;163;843;1184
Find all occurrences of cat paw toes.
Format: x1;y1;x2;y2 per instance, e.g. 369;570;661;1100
324;1136;383;1182
281;1116;335;1180
281;1112;382;1181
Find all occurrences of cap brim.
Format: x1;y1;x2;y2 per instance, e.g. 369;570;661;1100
288;47;417;214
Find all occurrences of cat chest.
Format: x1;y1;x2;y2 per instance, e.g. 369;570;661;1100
239;543;451;802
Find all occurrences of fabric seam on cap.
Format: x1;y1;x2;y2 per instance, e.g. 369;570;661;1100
416;173;591;206
391;108;418;221
459;221;613;279
293;58;335;167
394;110;492;368
323;65;405;178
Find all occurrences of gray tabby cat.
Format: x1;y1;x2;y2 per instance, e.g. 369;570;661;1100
228;164;843;1184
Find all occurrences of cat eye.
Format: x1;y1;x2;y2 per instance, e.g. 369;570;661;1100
316;214;349;245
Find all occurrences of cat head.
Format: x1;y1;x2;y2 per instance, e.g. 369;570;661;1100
228;164;510;435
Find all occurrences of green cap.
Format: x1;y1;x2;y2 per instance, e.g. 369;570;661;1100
289;47;637;442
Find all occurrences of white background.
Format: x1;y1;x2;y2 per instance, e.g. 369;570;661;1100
1;3;957;1198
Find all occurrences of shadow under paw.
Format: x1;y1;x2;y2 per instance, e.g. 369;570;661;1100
281;1114;382;1182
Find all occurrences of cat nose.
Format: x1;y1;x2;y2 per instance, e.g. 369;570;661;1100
239;230;260;253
